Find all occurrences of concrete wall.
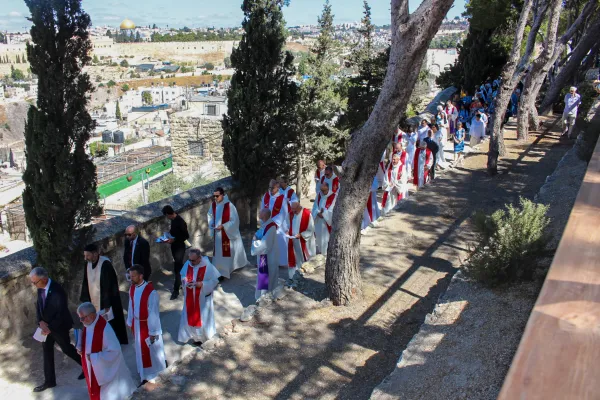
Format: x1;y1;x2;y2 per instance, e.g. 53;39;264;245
0;176;249;342
170;112;225;178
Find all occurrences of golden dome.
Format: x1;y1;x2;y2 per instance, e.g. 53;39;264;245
120;19;135;30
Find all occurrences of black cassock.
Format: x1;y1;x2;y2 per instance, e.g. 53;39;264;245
80;258;129;344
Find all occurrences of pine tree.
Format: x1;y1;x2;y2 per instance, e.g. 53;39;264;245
22;0;100;282
16;54;21;63
295;0;348;194
342;0;389;133
222;0;299;223
115;100;122;120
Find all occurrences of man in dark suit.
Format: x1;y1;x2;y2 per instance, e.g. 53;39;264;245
123;224;152;280
29;267;83;392
162;205;190;300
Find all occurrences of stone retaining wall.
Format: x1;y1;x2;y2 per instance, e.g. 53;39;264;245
0;176;249;342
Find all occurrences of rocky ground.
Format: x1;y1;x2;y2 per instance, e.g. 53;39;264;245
130;116;571;400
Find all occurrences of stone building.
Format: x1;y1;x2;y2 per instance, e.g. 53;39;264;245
170;109;226;179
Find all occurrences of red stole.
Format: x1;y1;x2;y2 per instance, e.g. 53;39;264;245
263;192;285;219
288;208;312;267
366;191;374;222
413;148;431;185
185;264;206;327
382;163;403;207
129;282;155;368
284;187;295;213
316;192;336;233
212;201;231;257
82;316;107;400
321;175;340;193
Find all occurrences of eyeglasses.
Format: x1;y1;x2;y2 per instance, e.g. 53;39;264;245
31;279;41;285
125;233;133;237
79;314;91;321
213;194;222;198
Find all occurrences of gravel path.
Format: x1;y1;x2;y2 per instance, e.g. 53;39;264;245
132;118;571;400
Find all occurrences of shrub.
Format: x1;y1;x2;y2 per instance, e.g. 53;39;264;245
464;197;552;286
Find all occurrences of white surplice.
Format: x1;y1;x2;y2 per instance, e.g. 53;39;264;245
434;129;448;168
314;168;326;194
311;191;337;256
376;150;387;188
362;177;381;230
280;186;299;212
417;125;429;143
77;315;136;400
178;257;220;343
87;256;110;312
261;191;289;267
404;131;417;175
288;209;316;279
382;161;408;215
126;281;166;381
208;196;248;279
251;218;280;300
415;148;433;188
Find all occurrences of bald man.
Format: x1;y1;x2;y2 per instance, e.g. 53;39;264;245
287;202;316;279
123;225;152;280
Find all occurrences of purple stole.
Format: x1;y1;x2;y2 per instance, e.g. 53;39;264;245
257;222;277;290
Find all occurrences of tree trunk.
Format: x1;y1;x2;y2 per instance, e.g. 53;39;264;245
325;0;455;306
487;0;542;174
539;14;600;114
296;153;304;201
516;0;594;139
529;103;540;131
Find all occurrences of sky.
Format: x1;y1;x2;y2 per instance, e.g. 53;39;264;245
0;0;466;33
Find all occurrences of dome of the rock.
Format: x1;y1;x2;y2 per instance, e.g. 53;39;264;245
120;19;136;30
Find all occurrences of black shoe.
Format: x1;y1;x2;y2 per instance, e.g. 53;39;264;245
33;383;56;392
218;276;225;282
137;380;148;388
78;372;85;380
170;291;179;300
191;341;202;347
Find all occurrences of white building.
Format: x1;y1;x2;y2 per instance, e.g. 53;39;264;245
188;95;227;117
119;84;185;113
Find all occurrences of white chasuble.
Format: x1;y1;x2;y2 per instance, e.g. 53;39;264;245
251;219;280;300
311;191;337;256
208;196;248;278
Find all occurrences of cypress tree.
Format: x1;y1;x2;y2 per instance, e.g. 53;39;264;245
115;100;122;120
222;0;298;223
23;0;100;282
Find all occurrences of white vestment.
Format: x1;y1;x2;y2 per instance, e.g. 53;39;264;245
87;256;110;312
415;148;433;188
261;191;289;267
311;191;337;256
178;257;220;343
404;131;417;175
314;168;326;194
78;315;136;400
470;119;486;146
320;173;340;194
362;177;381;230
208;196;248;279
434;130;448;168
382;162;408;215
251;218;280;300
288;210;316;279
376;150;387;188
417;125;429;142
126;281;166;381
280;186;299;213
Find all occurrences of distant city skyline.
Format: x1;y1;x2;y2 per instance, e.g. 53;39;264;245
1;0;466;33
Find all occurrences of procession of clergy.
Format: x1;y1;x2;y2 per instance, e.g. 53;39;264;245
32;122;439;400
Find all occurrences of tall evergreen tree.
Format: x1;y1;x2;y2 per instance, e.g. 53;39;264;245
115;100;122;120
222;0;298;223
341;0;389;134
295;1;347;194
23;0;100;282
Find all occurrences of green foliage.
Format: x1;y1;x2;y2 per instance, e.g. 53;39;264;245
92;54;99;64
203;62;215;71
224;56;231;68
126;172;213;209
89;141;109;157
429;32;464;49
98;83;104;87
23;0;100;282
339;1;389;137
115;100;122;120
465;198;552;286
10;65;25;80
297;0;348;164
121;84;130;92
436;0;520;91
222;0;299;204
107;79;116;87
142;91;152;104
151;29;242;42
120;59;129;68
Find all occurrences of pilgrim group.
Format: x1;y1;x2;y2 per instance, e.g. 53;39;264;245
29;90;504;399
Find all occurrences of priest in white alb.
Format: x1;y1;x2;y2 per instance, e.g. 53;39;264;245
381;153;408;215
77;302;136;400
362;177;381;230
314;159;326;194
178;248;220;345
287;202;316;279
251;209;280;300
208;187;248;279
126;265;166;384
320;166;340;194
413;141;433;189
376;150;387;188
312;183;337;255
278;176;299;214
262;179;289;267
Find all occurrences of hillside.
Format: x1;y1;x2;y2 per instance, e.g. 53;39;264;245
0;102;30;145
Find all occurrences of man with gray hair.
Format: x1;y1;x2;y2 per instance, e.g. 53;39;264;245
77;302;136;399
177;248;221;345
30;267;83;392
562;86;581;138
251;208;280;299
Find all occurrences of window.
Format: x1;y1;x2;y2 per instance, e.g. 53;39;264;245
206;105;217;116
188;140;204;157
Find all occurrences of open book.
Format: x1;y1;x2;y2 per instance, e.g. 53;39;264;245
155;232;174;243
